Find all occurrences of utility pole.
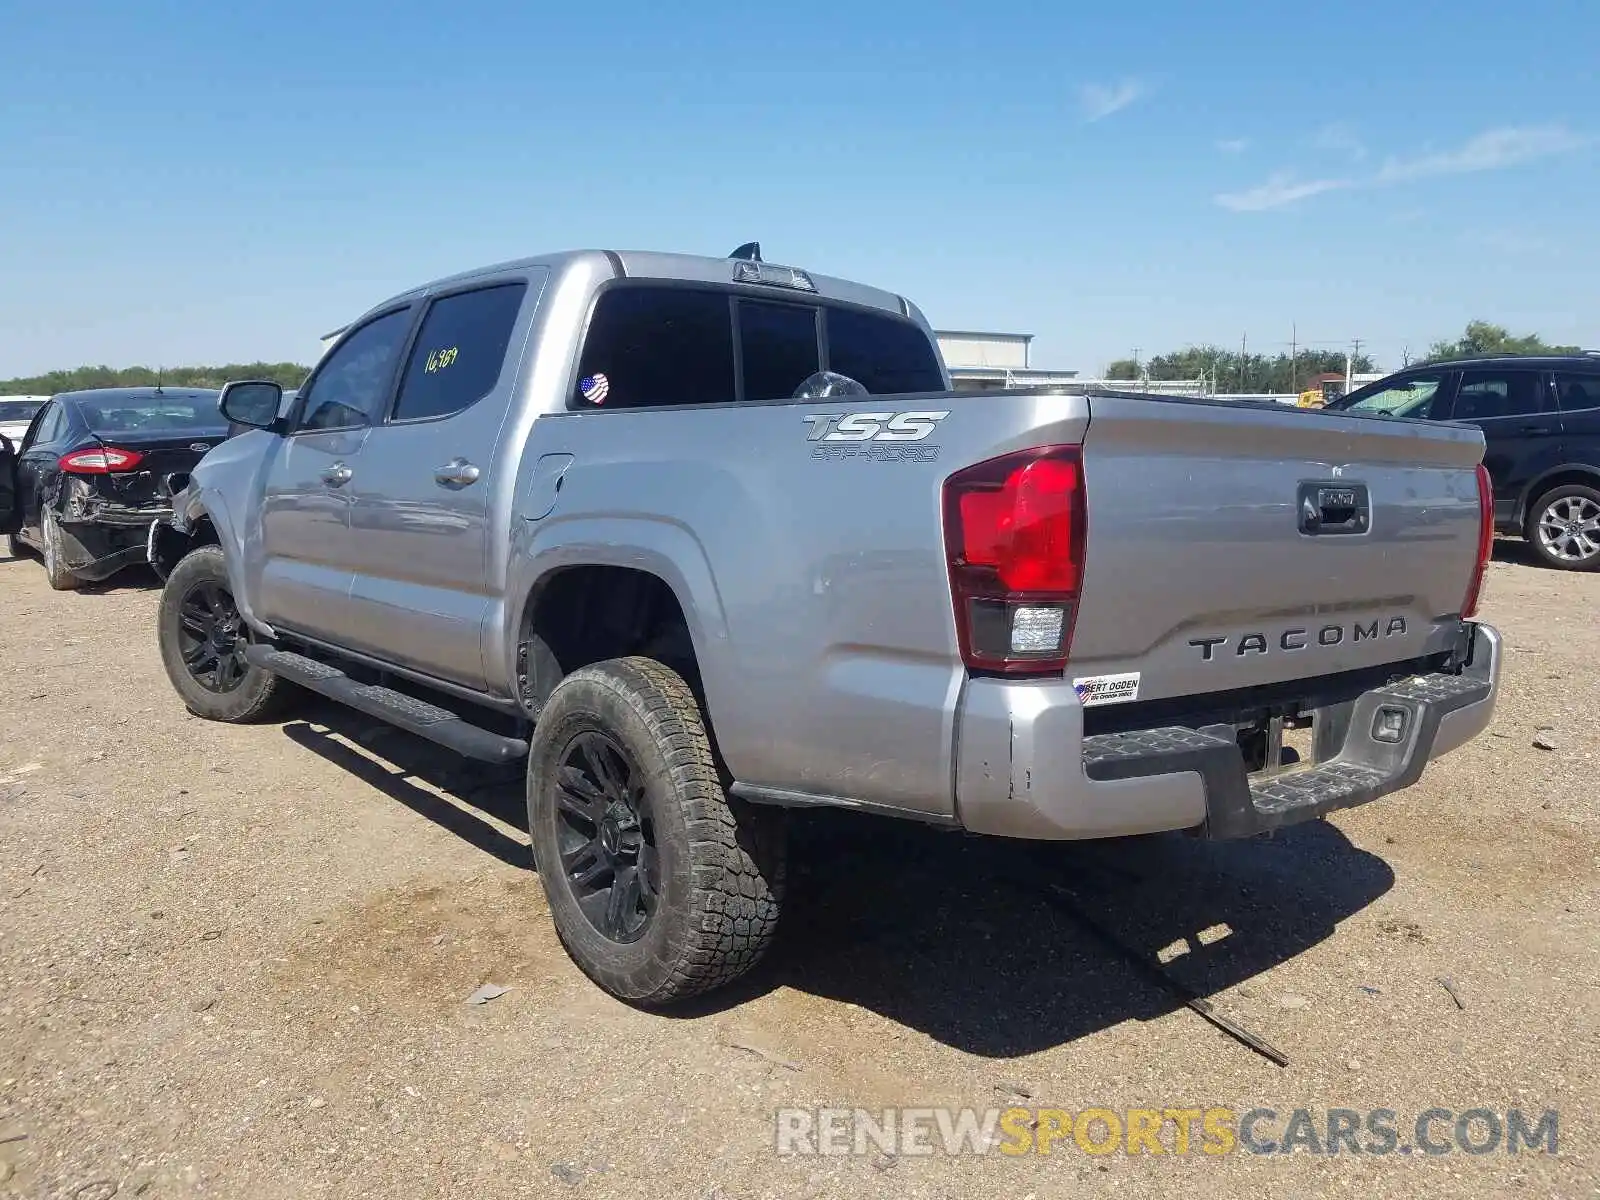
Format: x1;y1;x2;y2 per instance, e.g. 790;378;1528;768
1132;347;1142;381
1290;323;1298;395
1346;337;1364;393
1240;333;1248;393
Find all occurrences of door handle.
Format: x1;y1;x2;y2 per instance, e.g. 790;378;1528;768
1520;424;1555;435
320;462;353;487
434;458;481;488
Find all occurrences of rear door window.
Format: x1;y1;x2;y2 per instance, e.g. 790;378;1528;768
1449;370;1546;421
1553;372;1600;413
392;282;527;422
25;402;67;449
826;308;945;395
574;288;735;409
739;301;820;401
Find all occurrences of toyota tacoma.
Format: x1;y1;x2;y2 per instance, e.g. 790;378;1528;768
106;245;1500;1005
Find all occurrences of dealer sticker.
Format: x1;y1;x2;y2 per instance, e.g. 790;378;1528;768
1073;671;1141;707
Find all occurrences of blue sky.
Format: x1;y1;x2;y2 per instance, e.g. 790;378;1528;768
1;0;1595;378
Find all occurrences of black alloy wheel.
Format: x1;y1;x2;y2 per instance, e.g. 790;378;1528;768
526;656;786;1005
157;545;291;722
554;730;660;943
176;579;251;693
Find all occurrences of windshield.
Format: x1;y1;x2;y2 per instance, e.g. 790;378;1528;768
0;400;43;423
1331;374;1444;419
80;395;227;436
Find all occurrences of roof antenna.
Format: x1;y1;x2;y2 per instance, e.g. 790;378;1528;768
155;366;164;394
729;242;762;263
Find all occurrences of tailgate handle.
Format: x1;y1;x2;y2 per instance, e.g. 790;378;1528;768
1298;481;1369;536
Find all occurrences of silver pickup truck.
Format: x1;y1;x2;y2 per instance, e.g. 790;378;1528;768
136;245;1500;1006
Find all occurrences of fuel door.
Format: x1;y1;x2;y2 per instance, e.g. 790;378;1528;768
521;453;574;521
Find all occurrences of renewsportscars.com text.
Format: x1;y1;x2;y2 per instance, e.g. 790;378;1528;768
775;1106;1559;1158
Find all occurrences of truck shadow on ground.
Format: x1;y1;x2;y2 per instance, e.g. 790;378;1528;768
281;702;530;869
279;703;1394;1059
761;810;1393;1057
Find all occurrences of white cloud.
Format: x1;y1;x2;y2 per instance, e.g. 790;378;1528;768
1377;125;1589;182
1312;122;1367;161
1078;79;1148;122
1215;138;1250;155
1215;172;1351;212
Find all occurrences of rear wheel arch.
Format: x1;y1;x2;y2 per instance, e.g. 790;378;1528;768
1517;465;1600;526
516;564;708;726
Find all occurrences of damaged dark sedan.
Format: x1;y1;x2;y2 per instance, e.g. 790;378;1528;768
1;387;227;589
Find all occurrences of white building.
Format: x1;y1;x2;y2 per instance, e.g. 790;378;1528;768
935;330;1081;391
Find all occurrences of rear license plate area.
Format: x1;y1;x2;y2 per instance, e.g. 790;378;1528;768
1235;714;1317;778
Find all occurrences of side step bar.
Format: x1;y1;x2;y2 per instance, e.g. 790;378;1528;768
247;646;528;764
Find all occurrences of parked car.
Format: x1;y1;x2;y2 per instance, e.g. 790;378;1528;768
130;246;1497;1007
0;397;47;447
0;387;227;588
1326;354;1600;570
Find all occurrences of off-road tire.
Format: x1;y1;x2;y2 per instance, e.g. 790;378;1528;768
1524;483;1600;572
157;545;293;722
527;656;786;1007
40;509;85;591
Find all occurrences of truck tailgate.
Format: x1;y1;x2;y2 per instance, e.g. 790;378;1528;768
1072;394;1486;703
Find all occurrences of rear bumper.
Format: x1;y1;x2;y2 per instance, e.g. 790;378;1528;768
53;509;168;580
954;621;1500;841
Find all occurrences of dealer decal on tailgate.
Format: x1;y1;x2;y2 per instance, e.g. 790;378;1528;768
1073;672;1141;707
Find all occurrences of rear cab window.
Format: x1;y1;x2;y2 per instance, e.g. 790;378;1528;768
739;301;820;401
571;285;943;409
826;307;946;395
575;289;735;409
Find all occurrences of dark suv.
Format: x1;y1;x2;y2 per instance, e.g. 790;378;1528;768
1328;354;1600;570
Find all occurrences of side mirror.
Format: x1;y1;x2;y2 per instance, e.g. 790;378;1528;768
219;380;285;430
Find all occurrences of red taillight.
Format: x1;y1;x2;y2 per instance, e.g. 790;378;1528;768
943;445;1086;675
1462;462;1493;618
60;447;144;473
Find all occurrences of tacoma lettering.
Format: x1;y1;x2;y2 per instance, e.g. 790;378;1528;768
1191;618;1408;662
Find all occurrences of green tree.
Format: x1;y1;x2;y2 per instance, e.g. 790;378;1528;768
1104;345;1374;392
0;362;311;395
1421;321;1581;364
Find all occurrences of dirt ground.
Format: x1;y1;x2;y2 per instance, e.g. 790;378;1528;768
0;540;1596;1199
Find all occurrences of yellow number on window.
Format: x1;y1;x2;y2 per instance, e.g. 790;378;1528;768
424;346;459;374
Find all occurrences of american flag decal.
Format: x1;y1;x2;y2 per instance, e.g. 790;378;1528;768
580;373;610;405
